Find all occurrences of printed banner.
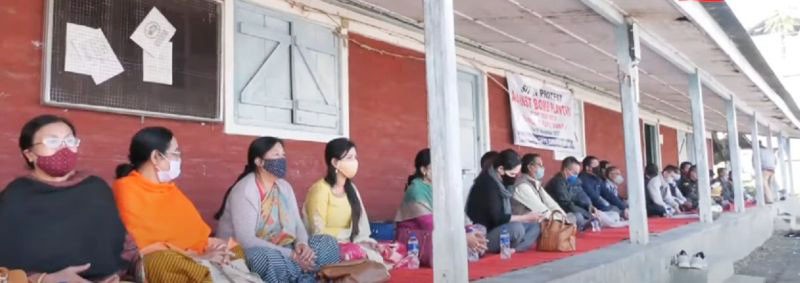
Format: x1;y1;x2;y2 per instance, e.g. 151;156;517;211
507;73;580;151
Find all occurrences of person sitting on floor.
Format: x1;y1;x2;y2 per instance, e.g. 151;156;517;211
598;160;611;182
512;153;568;218
545;157;594;231
663;165;692;211
645;164;672;217
602;166;629;219
713;167;734;208
679;165;700;209
215;137;340;282
678;161;693;184
395;148;489;259
0;115;126;283
466;149;543;254
480;150;500;172
114;127;243;282
579;156;627;219
303;138;385;265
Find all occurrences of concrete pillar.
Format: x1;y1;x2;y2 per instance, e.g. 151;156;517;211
726;99;745;213
767;126;775;202
423;0;469;281
615;20;648;244
752;115;765;206
788;139;796;195
778;134;789;199
689;70;713;223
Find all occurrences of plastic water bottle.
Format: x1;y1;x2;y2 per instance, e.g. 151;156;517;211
407;232;420;269
499;227;512;260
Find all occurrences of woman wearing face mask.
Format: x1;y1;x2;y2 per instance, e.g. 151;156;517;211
395;149;489;262
215;137;339;282
603;166;629;219
466;149;543;254
0;115;126;283
303;138;384;264
113;127;239;282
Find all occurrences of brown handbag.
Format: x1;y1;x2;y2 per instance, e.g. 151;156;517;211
0;267;27;283
317;259;390;283
537;210;577;252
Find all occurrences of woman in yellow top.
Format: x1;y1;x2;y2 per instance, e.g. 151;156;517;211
113;127;244;282
303;138;383;264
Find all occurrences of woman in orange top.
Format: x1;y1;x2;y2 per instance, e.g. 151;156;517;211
113;127;236;282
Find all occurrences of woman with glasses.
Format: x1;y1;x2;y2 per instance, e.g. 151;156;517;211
0;115;126;283
113;127;245;282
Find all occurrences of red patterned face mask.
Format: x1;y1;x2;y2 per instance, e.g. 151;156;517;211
35;148;78;177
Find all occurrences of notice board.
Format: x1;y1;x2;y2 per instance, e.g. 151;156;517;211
43;0;222;120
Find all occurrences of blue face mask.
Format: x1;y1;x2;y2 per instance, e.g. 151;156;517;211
535;167;545;180
566;174;579;185
263;158;287;178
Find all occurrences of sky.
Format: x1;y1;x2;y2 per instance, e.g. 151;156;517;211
727;0;800;104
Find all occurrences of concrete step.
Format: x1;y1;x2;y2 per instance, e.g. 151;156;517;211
724;274;766;283
669;259;733;283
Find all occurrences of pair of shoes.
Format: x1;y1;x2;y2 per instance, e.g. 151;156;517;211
675;250;707;270
785;231;799;238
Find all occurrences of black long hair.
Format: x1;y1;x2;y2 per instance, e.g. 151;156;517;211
19;115;77;169
116;127;173;179
325;138;362;242
493;149;521;170
407;148;431;188
214;137;284;220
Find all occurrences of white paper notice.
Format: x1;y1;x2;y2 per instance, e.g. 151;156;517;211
143;41;173;85
64;23;124;84
130;7;176;56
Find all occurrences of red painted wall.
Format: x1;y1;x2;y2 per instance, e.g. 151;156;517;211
661;125;679;167
1;0;684;223
584;104;629;197
0;0;429;223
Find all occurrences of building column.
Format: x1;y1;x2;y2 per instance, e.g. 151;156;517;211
788;139;796;195
616;20;648;244
767;126;776;202
778;134;789;199
726;99;745;213
423;0;469;281
752;115;765;206
689;70;713;223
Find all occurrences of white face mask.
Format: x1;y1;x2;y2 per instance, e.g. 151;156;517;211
613;175;624;185
157;158;182;182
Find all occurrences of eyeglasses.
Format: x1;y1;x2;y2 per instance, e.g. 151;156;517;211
33;136;81;150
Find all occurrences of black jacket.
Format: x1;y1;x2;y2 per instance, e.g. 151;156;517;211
466;170;511;232
545;172;592;220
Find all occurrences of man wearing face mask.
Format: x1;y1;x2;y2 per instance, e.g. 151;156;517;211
511;154;568;219
602;166;629;219
466;149;544;254
545;157;593;231
579;156;619;214
663;165;692;210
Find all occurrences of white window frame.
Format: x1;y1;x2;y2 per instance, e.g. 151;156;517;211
222;0;349;142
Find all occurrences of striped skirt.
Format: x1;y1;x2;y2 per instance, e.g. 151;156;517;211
245;235;340;283
141;247;245;283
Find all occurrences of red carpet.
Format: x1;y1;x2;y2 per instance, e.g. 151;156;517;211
389;217;697;282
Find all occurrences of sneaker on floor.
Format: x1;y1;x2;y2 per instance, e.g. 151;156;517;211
676;250;691;268
690;252;707;270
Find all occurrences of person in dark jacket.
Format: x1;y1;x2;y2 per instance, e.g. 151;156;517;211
545;156;592;230
579;156;618;213
466;149;543;253
603;166;629;219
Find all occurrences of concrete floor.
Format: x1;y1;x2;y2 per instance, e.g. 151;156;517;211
734;227;800;283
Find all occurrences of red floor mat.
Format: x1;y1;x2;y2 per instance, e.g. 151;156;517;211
389;217;697;282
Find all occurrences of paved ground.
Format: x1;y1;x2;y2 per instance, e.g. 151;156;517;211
734;226;800;283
